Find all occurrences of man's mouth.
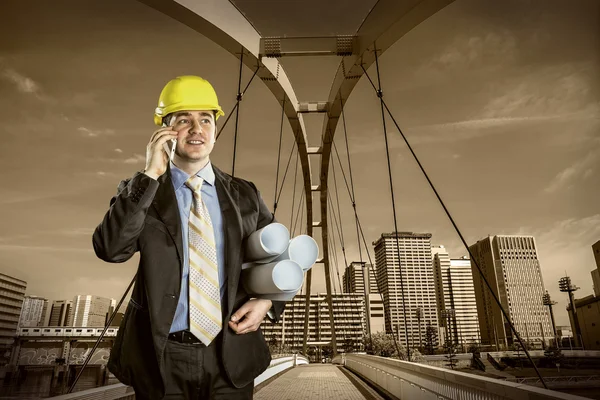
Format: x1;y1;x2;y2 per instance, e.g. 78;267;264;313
187;140;205;145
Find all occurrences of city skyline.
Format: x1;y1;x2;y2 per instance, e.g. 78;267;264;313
1;0;598;330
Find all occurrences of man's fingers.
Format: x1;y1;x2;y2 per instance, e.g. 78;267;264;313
150;127;177;143
151;129;177;144
231;303;252;322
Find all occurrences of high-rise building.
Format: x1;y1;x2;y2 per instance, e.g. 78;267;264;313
342;261;383;335
49;300;73;326
261;293;366;354
567;294;600;350
592;240;600;269
433;252;480;346
18;296;48;327
469;235;553;349
591;241;600;297
0;273;27;365
343;262;378;294
69;295;113;327
373;232;439;348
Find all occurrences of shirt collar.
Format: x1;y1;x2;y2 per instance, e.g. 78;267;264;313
170;160;215;191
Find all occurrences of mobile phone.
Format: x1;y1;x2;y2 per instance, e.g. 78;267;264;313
162;120;176;162
163;138;176;162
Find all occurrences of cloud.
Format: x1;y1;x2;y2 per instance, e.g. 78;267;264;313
1;68;41;94
78;127;115;138
544;152;599;193
431;31;517;70
123;154;145;164
114;148;123;153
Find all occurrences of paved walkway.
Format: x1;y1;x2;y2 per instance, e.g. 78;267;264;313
254;364;377;400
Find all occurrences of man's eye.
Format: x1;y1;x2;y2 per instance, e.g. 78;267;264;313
201;119;211;124
177;119;189;124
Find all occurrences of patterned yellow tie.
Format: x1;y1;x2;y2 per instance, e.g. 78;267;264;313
185;175;222;345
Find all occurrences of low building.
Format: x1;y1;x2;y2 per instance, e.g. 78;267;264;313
261;293;366;355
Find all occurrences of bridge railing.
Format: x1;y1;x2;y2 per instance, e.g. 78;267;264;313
341;353;590;400
48;354;308;399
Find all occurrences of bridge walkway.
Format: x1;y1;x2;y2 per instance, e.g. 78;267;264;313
254;364;384;400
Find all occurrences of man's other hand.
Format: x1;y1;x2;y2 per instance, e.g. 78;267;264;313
229;299;272;335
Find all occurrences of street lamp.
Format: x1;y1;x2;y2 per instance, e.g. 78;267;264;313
415;307;423;349
559;276;582;349
542;291;558;348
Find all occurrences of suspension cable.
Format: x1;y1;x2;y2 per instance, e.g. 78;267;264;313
292;188;305;237
360;48;547;388
331;145;370;348
289;147;300;227
327;195;349;346
339;97;364;265
215;64;260;141
362;45;411;360
231;48;244;177
331;115;400;357
276;145;296;205
273;96;287;214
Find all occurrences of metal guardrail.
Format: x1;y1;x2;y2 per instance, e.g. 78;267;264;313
506;375;600;385
49;354;308;399
342;354;591;400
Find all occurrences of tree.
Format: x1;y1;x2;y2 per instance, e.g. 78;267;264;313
343;337;357;353
444;339;458;369
370;332;400;358
410;348;425;363
424;324;438;355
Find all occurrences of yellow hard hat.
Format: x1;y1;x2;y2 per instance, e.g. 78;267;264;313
154;75;225;126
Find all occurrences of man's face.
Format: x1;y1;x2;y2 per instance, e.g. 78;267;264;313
169;110;216;162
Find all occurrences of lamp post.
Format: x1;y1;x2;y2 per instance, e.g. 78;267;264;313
559;276;582;348
415;307;423;350
542;291;558;348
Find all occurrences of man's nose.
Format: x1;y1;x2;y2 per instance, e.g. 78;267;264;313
189;119;202;134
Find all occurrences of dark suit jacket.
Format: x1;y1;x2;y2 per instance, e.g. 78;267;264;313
92;165;285;399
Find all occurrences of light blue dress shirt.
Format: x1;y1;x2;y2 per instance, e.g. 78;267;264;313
169;161;226;333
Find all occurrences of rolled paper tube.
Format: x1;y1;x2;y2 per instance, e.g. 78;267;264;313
241;260;304;294
256;290;299;301
272;235;318;271
244;223;290;262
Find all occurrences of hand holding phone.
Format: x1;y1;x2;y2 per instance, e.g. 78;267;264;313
144;126;177;180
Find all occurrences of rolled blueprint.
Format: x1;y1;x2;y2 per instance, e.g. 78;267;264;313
273;234;318;271
256;290;299;302
244;223;290;262
241;260;304;294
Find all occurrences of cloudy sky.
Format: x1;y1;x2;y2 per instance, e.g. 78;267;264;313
1;0;598;326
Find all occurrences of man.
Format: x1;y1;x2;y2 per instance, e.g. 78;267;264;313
93;75;284;399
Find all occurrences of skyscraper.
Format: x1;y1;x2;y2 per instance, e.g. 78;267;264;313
343;262;378;294
342;261;384;335
0;273;26;365
469;235;553;349
373;232;439;348
591;240;600;297
18;295;49;327
49;300;73;326
433;252;481;347
69;295;113;327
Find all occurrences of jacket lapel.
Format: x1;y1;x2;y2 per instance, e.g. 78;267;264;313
152;167;184;275
213;166;243;315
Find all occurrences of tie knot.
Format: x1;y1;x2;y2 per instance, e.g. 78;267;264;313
185;175;204;193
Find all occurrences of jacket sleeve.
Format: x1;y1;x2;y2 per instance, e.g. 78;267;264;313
92;172;160;263
250;183;287;323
